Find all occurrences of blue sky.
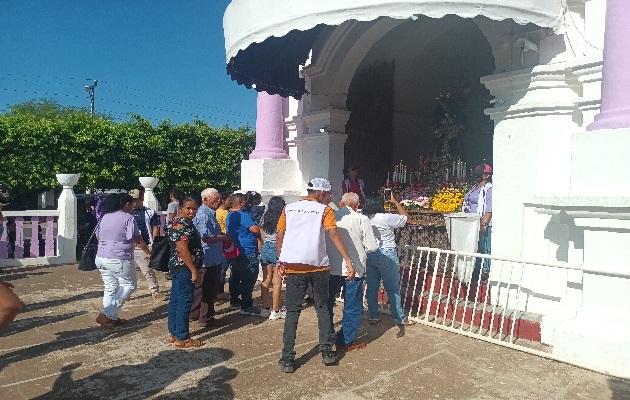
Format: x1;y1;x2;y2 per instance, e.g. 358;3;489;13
0;0;257;127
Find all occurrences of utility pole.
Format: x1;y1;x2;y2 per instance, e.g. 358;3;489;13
83;80;98;116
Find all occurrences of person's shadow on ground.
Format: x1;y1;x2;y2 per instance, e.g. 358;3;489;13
34;347;236;400
0;304;169;373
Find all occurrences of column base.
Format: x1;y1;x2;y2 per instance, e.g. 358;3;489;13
241;159;304;203
553;310;630;379
249;149;289;159
587;108;630;131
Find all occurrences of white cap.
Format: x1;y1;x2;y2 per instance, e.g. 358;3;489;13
308;178;332;192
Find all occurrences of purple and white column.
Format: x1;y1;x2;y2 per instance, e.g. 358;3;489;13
249;92;289;159
587;0;630;131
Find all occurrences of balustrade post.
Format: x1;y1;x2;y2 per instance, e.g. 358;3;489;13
139;177;160;211
56;174;80;263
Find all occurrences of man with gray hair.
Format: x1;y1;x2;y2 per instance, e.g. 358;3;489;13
191;188;229;327
326;191;378;351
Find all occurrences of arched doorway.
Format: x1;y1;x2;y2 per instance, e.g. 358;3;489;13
344;16;495;193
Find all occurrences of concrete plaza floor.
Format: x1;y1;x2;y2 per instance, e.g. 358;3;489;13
1;263;629;400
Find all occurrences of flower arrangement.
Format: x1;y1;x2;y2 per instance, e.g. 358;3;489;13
431;187;465;213
399;184;430;209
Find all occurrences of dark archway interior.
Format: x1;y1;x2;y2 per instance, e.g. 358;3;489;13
345;16;495;193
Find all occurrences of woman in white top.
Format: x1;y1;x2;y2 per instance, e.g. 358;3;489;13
363;194;416;326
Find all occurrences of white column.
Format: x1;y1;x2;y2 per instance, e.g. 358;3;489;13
56;173;79;263
139;177;160;211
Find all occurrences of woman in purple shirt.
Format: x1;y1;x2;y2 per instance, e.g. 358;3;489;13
463;164;493;277
94;193;151;330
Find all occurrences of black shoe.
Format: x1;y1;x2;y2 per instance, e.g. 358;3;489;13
322;350;336;365
279;358;295;373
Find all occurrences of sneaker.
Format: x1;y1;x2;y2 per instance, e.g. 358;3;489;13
279;358;295;373
239;306;263;316
260;308;271;318
152;291;168;301
228;303;241;310
321;350;337;365
269;310;286;320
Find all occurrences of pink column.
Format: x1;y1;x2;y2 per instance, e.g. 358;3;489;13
587;0;630;130
249;91;289;159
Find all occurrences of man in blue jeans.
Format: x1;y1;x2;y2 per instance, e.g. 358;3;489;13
226;193;263;316
326;193;378;351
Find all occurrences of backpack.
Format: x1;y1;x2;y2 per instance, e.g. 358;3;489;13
223;238;240;259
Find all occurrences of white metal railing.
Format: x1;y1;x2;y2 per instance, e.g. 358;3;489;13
332;244;630;379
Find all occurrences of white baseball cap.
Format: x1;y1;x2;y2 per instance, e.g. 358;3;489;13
308;178;332;192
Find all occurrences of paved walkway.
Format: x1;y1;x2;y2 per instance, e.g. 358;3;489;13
1;264;629;400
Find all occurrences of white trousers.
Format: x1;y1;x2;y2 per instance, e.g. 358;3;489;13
96;256;137;320
134;248;159;292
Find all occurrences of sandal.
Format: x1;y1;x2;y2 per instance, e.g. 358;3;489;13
397;319;417;326
174;338;205;348
165;335;177;344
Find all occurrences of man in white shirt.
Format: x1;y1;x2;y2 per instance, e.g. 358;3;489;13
326;192;378;351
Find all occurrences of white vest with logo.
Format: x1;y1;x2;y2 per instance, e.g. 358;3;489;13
279;200;329;267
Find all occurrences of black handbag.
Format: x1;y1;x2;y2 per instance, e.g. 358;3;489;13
149;235;171;272
78;220;100;271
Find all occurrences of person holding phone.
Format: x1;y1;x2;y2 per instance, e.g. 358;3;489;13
363;194;416;327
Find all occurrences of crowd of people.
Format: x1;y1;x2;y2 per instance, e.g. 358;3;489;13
0;163;493;373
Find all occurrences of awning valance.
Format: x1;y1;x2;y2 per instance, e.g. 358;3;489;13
224;0;564;98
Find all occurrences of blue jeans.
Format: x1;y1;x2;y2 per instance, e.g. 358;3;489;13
336;277;365;346
328;274;344;328
474;226;492;276
230;253;260;310
218;256;230;294
366;248;406;324
168;269;194;341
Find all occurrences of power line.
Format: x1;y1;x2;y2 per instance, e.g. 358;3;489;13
0;87;252;126
98;97;252;126
0;73;256;119
99;81;256;119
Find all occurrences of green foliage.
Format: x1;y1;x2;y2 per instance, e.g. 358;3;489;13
0;100;254;209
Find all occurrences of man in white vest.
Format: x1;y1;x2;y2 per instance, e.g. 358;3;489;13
276;178;356;373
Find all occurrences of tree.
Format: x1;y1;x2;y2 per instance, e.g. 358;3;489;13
0;100;254;209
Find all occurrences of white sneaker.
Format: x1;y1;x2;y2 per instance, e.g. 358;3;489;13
269;310;286;320
260;308;271;318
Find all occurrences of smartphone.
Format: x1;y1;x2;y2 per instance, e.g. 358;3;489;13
384;188;392;201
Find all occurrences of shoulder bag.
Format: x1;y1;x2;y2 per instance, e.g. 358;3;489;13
78;220;100;271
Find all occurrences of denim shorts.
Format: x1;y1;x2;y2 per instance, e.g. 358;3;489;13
260;241;277;266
